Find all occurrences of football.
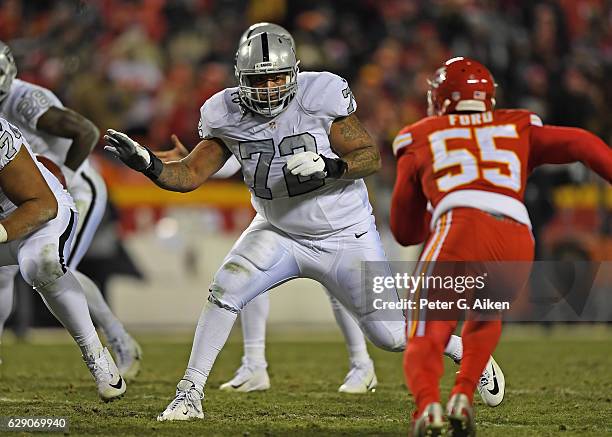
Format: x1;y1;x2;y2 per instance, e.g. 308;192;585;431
36;155;67;188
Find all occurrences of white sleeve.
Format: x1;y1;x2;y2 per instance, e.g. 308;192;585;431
197;91;228;140
211;155;241;179
307;72;357;119
198;106;214;140
529;113;543;127
12;85;63;130
0;119;24;171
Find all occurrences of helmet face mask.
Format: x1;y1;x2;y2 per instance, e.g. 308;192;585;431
242;71;293;113
235;33;299;117
0;42;17;104
427;57;496;116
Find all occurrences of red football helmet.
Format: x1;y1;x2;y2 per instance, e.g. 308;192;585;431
427;57;496;116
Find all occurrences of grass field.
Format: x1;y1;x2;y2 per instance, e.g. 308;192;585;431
0;326;611;436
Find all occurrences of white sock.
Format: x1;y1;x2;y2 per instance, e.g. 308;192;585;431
35;270;103;357
328;294;371;366
240;293;269;368
73;270;127;342
444;334;463;362
0;266;19;339
184;300;237;391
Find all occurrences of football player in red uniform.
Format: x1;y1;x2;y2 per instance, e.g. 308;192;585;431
390;57;612;436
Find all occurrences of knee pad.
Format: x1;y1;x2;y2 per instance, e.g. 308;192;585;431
360;318;406;352
209;254;259;312
19;243;66;289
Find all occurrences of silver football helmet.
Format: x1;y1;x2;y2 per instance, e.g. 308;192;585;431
239;22;295;49
235;32;299;117
0;41;17;103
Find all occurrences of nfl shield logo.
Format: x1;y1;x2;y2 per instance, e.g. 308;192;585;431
474;91;486;100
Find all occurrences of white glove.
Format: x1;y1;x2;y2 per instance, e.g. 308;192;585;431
287;151;326;178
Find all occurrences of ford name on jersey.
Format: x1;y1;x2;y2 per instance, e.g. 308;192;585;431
199;71;372;237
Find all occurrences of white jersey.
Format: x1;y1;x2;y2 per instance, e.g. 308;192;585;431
199;71;372;237
0;117;74;219
0;78;92;178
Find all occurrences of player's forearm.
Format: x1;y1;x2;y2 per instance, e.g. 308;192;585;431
153;161;204;193
64;120;100;171
390;156;428;246
390;195;428;246
531;126;612;183
571;131;612;183
330;114;381;179
1;197;58;242
38;107;100;172
340;145;382;179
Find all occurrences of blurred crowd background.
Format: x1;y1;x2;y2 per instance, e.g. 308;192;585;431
0;0;610;331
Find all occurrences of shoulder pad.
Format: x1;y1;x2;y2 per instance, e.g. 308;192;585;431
297;71;356;119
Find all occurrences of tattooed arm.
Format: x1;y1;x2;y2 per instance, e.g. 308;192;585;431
153;137;232;192
329;113;381;179
104;129;232;193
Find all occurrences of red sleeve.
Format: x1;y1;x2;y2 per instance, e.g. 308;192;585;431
529;125;612;183
390;153;429;246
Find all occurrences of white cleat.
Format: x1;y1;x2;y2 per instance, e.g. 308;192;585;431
476;356;505;407
219;358;270;392
338;359;378;394
83;347;126;402
157;379;204;421
412;402;445;437
109;334;143;381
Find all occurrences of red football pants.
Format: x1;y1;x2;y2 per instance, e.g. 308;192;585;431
403;207;534;415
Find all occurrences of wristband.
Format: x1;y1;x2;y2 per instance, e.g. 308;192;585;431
143;150;164;180
320;155;348;179
0;223;7;243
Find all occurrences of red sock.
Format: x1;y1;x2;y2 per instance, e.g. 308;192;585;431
404;321;456;416
452;319;502;403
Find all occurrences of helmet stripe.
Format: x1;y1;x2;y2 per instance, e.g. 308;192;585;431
261;32;269;62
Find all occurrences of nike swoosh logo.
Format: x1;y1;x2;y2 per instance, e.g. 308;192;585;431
109;377;124;390
313;157;320;162
231;382;246;389
355;231;368;239
487;365;499;396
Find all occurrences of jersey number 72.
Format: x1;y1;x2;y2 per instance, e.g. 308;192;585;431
239;133;325;199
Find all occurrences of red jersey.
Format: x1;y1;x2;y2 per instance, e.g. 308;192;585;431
390;109;612;246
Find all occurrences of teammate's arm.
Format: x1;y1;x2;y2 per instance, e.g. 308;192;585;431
390;153;429;246
328;113;381;179
0;147;58;242
529;125;612;183
104;130;232;192
36;107;100;173
154;134;189;161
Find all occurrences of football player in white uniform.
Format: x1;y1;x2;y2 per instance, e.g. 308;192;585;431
0;116;125;401
0;42;142;379
106;32;502;420
156;22;379;395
